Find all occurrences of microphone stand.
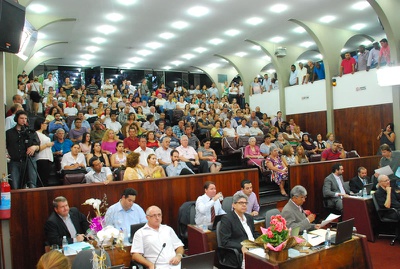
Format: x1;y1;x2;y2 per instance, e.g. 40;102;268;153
154;243;166;268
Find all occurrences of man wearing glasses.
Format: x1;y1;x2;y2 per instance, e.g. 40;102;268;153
219;193;259;267
132;206;184;269
375;175;400;220
281;185;321;232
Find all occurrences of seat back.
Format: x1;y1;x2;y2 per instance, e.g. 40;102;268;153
172;109;184;125
216;221;222;247
72;249;111;269
221;196;233;213
63;173;86;184
265;208;281;228
237;136;250;148
177;201;196;243
221;137;239;155
309;154;321;162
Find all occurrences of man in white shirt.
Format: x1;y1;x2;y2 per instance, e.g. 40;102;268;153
142;115;157;131
195;181;226;225
106;113;122;135
176;135;208;173
236;118;250;136
42;73;56;96
155;137;172;166
262;74;272;92
208;83;219;99
5;104;23;131
155;93;166;112
297;63;308;84
134;137;155;167
131;206;184;269
367;41;380;71
101;79;113;95
98;91;108;104
85;156;113;184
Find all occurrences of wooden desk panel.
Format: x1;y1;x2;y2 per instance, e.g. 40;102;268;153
10;169;259;269
67;246;132;267
288;156;381;214
245;236;371;269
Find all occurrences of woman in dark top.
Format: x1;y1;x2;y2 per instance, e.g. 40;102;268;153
313;133;326;153
377;123;396;154
301;133;317;156
86;141;110;167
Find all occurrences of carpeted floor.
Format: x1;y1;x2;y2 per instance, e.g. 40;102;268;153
368;237;400;268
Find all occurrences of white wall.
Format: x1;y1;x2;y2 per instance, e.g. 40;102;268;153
249;89;280;116
333;69;393;109
284;79;327;114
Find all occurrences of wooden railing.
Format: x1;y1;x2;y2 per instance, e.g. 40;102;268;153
9;168;259;269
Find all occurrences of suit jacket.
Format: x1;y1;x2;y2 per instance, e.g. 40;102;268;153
44;207;89;246
349;176;371;193
281;199;314;232
323;173;350;208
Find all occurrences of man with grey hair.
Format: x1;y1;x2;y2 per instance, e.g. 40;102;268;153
281;185;321;232
219;193;259;267
176;135;208;173
375;175;400;221
44;196;89;246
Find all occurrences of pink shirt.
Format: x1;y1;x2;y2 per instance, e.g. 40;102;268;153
101;141;118;154
176;145;197;160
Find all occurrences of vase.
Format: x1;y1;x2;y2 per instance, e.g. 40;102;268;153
267;248;288;262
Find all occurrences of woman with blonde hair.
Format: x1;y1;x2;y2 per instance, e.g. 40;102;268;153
295;145;309;164
144;154;166;178
282;144;298;166
37;250;70;269
101;129;119;155
123;152;146;180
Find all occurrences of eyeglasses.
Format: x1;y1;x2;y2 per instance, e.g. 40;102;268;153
235;201;248;205
147;213;162;218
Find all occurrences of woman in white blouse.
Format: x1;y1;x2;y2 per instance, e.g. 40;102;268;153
34;117;54;186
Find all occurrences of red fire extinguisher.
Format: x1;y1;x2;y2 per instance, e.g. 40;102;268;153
0;174;11;219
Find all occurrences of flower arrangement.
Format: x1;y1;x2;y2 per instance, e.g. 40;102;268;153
260;215;290;251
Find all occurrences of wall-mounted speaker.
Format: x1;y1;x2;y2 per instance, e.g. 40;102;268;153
0;0;26;53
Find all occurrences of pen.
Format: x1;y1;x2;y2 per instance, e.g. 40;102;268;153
311;235;320;239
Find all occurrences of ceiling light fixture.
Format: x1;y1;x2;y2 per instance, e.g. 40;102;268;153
352;1;370;10
163;66;172;70
251;45;261;51
319;15;336;23
129;57;143;63
106;13;124;22
96;25;116;35
91;37;106;44
262;55;271;61
159;32;175;39
187;6;209;17
86;46;100;53
224;29;240;36
245;17;263;25
172;21;189;29
37;32;47;39
208;38;223;45
208;63;220;69
269;4;288;13
77;61;89;66
293;26;306;33
34;51;44;57
270;36;284;43
266;69;276;73
235;52;247;57
351;23;366;30
81;54;95;60
182;54;195;60
27;4;48;13
116;0;136;6
300;41;314;48
171;60;183;66
137;50;152;56
122;63;134;68
145;42;162;49
194;47;207;53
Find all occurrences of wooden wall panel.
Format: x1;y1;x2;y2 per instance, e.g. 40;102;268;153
286;111;327;140
334;103;393;156
288;156;381;215
9;169;259;269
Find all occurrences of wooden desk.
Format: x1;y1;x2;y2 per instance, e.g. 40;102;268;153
245;236;372;269
67;246;132;267
187;220;265;255
343;196;378;242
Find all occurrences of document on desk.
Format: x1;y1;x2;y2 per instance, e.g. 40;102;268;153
308;229;337;247
375;165;393;176
67;242;94;254
320;213;341;227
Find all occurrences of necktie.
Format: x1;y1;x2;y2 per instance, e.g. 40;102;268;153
211;205;215;222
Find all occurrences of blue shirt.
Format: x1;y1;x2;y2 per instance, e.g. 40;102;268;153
313;63;325;80
163;101;176;110
166;161;194;177
52;139;73;154
105;201;147;239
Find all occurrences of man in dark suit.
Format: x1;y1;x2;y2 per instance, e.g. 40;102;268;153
281;185;321;232
349;166;371;193
219;193;259;267
44;196;89;246
323;163;351;212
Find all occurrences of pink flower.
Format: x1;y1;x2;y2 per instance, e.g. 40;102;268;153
267;230;274;238
275;222;283;232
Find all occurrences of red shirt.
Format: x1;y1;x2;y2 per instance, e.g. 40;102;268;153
123;137;139;151
321;148;341;160
341;58;356;74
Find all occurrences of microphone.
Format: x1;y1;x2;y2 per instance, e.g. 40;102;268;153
154;243;166;268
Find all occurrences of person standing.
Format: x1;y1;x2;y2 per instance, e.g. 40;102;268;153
34;118;54;187
377;123;396;153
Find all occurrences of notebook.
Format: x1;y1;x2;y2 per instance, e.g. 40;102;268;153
330;218;354;245
129;223;146;243
363;183;373;195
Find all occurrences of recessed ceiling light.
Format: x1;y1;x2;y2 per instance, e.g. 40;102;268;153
182;54;195;60
171;60;183;66
251;45;261;51
86;46;100;53
77;61;89;66
220;59;229;63
270;4;288;13
319;15;336;23
351;23;366;30
163;66;172;70
122;63;134;68
262;55;271;61
224;29;240;36
246;17;263;26
341;48;347;53
361;40;372;46
172;21;189;29
34;51;45;57
267;69;276;73
81;54;95;60
208;63;220;69
316;54;323;59
194;47;207;53
235;52;247;57
208;38;223;45
187;6;209;17
159;32;175;39
270;36;284;43
91;37;106;44
96;25;116;35
146;42;162;49
27;4;48;13
116;0;136;6
300;41;314;48
37;32;47;39
293;27;306;34
137;50;152;56
129;57;143;63
352;1;370;10
106;13;124;22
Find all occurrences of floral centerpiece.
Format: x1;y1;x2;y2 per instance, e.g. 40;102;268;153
83;195;124;269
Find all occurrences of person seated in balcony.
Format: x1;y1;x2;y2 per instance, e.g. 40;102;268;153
265;148;288;196
85;156;113;184
223;119;238;139
339;52;356;77
52;128;73;156
197;110;213;136
49;112;69;134
301;133;317;156
325;132;335;149
211;120;224;139
244;137;264;167
313;133;326;153
377;123;396;153
237;118;250;137
260;134;277;157
249;121;263;136
295;145;309;164
176;135;208;173
283;124;300;147
86;141;110;168
321;140;346;161
198;138;222;173
166;150;194;176
123;152;146;180
60;143;86;172
282;145;298;166
274;132;289;154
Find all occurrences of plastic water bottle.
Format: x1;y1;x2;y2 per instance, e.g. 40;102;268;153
62;236;68;254
325;228;331;248
303;230;308;249
362;187;367;197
